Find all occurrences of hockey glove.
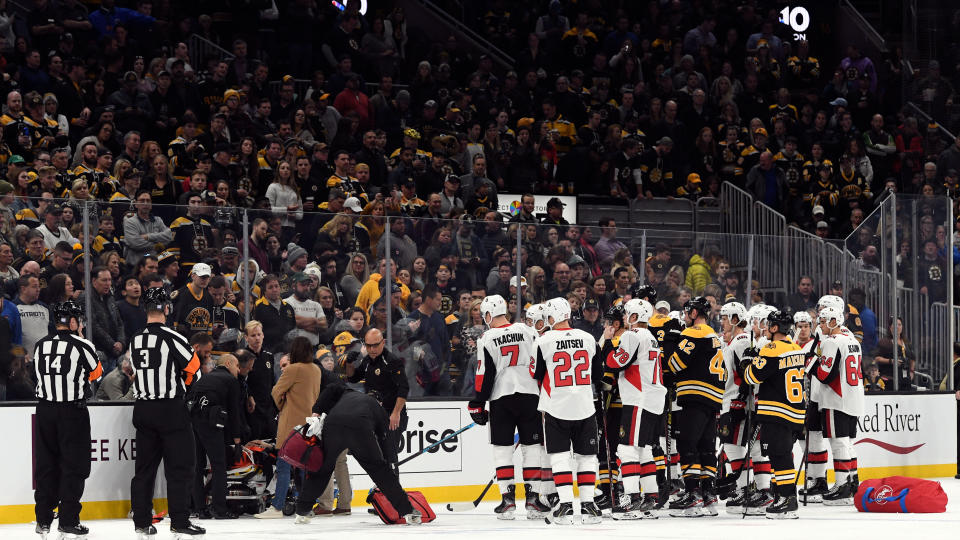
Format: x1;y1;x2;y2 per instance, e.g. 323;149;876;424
467;401;489;425
600;370;616;392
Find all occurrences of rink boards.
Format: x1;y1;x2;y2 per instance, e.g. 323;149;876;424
1;393;956;524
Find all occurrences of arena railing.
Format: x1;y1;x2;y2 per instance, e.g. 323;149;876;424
187;34;236;72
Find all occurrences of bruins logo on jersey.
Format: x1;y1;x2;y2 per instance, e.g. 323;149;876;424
753;356;767;370
192;236;207;254
440;294;454;315
649;168;662;183
185;307;212;330
927;265;942;281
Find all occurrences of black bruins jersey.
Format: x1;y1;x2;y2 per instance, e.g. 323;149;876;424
667;324;724;409
171;284;214;336
169;216;215;267
836;169;871;203
774;150;805;197
598;332;624;408
648;313;683;363
744;338;805;425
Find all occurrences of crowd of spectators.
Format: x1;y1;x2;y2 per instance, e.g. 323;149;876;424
0;0;956;403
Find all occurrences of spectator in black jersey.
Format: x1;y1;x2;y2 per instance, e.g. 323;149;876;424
171;263;214;338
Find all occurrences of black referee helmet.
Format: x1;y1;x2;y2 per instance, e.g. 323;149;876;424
630;283;657;302
52;300;83;326
143;286;172;313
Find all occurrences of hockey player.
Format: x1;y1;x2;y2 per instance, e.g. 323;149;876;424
595;304;626;511
605;299;666;519
741;310;805;519
714;302;755;512
635;285;683;496
666;297;724;517
532;298;604;525
468;295;552;520
794;310;830;502
524;303;560;505
814;304;865;505
799;295;845;502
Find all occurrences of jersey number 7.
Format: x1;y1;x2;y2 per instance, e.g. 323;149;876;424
501;345;520;367
554;350;591;387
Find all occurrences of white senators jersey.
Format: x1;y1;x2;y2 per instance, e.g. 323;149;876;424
814;331;865;416
721;331;753;413
796;336;820;403
475;323;540;402
533;327;602;421
607;327;666;413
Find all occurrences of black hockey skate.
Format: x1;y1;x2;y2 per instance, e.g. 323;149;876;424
822;479;855;506
171;523;206;539
799;477;828;503
542;492;560;508
524;485;552;519
743;488;775;516
135;525;157;540
544;502;574;525
35;523;50;540
668;490;704;517
494;485;517;520
766;495;799;519
580;501;602;524
725;488;749;515
57;523;88;540
614;493;660;520
701;480;720;517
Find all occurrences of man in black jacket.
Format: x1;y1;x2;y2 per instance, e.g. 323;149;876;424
295;384;420;524
346;328;409;472
187;354;243;519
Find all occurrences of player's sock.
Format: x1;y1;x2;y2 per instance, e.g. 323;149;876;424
806;430;829;479
539;446;557;495
670;453;681;479
493;445;516;495
638;446;658;495
618;444;641;495
723;443;747;488
521;445;542;493
750;444;771;490
575;454;598;503
829;437;852;485
847;441;858;484
549;453;575;504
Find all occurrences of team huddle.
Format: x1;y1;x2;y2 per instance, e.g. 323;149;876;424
467;284;865;523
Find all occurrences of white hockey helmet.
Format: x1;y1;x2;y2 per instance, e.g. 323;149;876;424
719;302;748;326
624;298;654;325
793;311;813;326
748;303;776;327
817;294;845;313
818;306;844;328
509;275;528;289
480;294;507;324
545;297;571;325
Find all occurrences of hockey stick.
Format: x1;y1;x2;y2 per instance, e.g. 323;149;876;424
741;394;756;520
599;390;615;508
398;422;476;467
446;441;521;512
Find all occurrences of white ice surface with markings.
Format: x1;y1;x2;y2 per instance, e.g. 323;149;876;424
3;479;958;540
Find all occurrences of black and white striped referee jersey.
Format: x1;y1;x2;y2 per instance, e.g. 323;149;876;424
131;322;201;400
34;330;103;402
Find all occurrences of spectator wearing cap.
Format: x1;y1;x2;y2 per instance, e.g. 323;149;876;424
12;229;48;272
170;262;214;337
573;297;602;340
676;172;703;200
438;174;463;215
108;71;153;135
540;197;569;225
638;136;675;198
35;202;76;250
285;272;327;347
746;151;788;213
156;251;180;292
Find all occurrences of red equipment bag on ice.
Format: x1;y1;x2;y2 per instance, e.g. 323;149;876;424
854;476;948;513
366;488;436;524
278;426;325;472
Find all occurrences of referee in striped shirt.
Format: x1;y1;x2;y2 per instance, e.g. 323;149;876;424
129;287;204;539
33;301;103;539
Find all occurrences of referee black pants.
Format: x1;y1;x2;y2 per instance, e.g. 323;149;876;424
34;400;91;527
296;418;413;516
131;399;196;529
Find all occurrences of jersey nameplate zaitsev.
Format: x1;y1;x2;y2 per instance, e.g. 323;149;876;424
534;327;602;421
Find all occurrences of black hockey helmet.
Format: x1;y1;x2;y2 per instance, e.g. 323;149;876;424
52;300;83;326
604;303;625;324
630;283;657;302
766;309;794;335
143;286;171;312
683;296;711;319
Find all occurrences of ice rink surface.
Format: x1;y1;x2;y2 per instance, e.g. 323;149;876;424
4;479;959;540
